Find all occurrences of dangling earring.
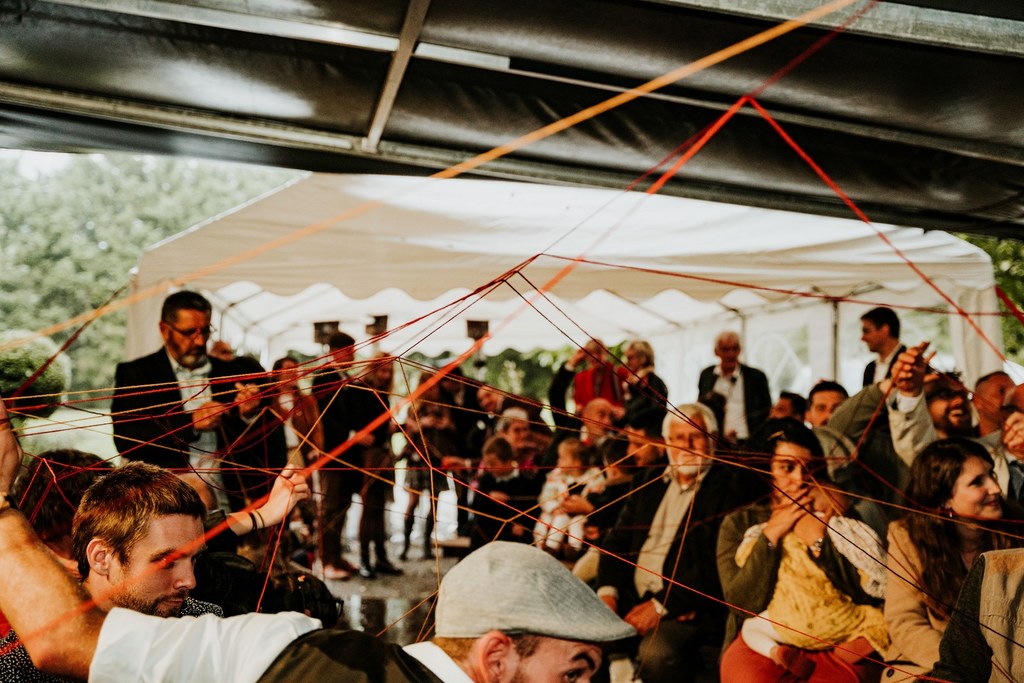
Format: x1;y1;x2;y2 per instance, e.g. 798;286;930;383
942;507;954;519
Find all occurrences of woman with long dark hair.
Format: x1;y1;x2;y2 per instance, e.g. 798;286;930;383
884;437;1019;679
718;418;888;682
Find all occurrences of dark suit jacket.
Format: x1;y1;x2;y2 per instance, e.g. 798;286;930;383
597;463;763;638
311;367;393;494
862;344;906;387
111;349;286;506
697;364;771;435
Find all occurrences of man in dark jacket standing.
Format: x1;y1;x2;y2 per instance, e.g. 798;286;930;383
111;290;285;511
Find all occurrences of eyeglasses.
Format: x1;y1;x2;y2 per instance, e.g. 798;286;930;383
163;321;215;340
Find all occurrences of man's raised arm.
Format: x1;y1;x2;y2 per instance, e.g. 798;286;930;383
0;394;22;494
0;395;104;678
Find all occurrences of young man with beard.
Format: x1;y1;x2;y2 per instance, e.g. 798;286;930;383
71;462;220;618
0;459;221;682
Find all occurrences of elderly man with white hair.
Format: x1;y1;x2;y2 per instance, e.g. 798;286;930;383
596;403;763;683
697;331;772;446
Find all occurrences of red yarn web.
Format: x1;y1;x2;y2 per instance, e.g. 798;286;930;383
2;2;1022;680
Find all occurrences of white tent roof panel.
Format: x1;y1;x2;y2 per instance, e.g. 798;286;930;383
126;173;1001;382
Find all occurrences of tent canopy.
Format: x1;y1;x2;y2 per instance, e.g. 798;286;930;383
126;173;1003;395
2;1;1023;239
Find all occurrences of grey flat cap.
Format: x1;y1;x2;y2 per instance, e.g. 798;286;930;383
436;541;635;642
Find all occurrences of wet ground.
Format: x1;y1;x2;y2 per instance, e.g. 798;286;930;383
323;540;460;644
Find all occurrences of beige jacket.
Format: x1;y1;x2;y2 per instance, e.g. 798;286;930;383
883;520;948;679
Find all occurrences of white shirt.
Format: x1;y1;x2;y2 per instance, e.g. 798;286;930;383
872;343;901;385
89;609;474;683
404;642;474;683
713;365;749;439
89;608;321;683
169;352;229;511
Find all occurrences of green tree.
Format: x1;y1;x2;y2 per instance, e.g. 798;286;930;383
959;234;1024;363
0;153;299;401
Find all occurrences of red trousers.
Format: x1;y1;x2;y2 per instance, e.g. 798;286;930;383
720;634;883;683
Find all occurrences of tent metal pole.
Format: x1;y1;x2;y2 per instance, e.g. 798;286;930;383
831;299;840;380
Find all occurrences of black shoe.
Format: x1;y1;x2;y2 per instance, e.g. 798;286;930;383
358;565;377;579
374;561;403;576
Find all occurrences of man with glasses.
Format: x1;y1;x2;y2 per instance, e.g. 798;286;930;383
111;290;285;511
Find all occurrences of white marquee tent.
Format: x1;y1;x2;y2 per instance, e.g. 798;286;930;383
125;174;1005;400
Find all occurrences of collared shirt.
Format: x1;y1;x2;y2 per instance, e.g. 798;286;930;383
712;365;749;440
633;466;703;598
872;343;901;385
168;352;228;511
403;642;474;683
90;608;321;682
90;610;473;683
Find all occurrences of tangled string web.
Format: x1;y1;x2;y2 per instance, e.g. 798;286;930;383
2;2;1022;681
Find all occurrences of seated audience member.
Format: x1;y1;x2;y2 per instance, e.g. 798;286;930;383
884;438;1021;679
804;381;849;427
468;436;536;550
496;406;545;477
973;371;1014;438
770;391;807;421
930;548;1024;682
567;437;636;583
621;409;667;478
474;383;550;446
718;418;889;683
618;340;669;427
533;438;602;556
1002;384;1024;501
548;350;619;457
598;403;762;683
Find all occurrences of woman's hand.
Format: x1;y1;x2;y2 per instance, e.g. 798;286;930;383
762;483;813;547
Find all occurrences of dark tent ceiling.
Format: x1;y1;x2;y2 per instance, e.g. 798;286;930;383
1;0;1023;239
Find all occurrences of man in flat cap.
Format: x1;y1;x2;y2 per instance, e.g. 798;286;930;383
1;394;632;682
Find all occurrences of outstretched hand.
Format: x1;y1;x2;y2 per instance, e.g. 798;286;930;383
891;341;934;397
256;465;311;528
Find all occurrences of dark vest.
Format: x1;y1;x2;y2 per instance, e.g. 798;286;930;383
257;629;444;683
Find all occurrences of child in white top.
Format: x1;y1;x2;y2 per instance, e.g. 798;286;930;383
533;438;602;553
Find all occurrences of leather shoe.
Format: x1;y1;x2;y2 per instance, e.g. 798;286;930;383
374;561;403;576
